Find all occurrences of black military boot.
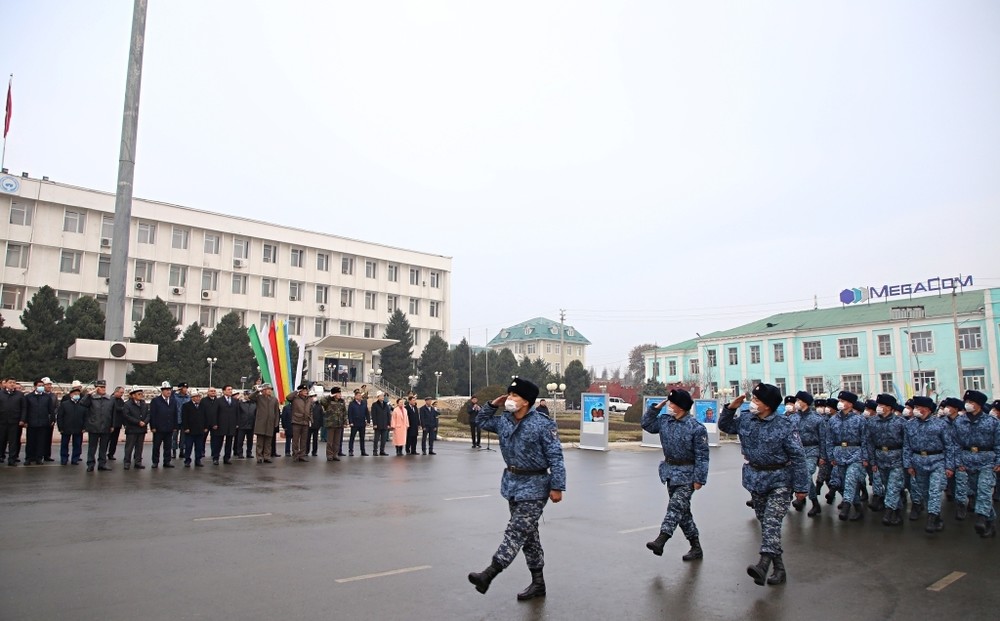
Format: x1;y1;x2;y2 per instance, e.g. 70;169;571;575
955;502;967;521
825;489;837;505
981;520;996;538
908;502;923;521
859;486;869;502
791;497;806;512
807;498;822;517
881;508;895;526
646;532;670;556
468;562;503;594
682;538;703;561
516;568;546;601
746;497;754;507
974;513;987;536
850;502;864;521
766;555;786;586
747;554;773;586
868;495;884;512
838;501;851;521
925;513;943;533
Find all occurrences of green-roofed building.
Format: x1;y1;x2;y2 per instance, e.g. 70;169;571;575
487;317;591;374
643;287;1000;402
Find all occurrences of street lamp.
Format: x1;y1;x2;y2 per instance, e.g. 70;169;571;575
408;374;419;392
206;357;218;387
240;376;248;391
434;371;442;398
546;382;566;409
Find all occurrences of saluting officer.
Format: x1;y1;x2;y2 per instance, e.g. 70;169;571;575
904;396;956;533
719;384;808;587
641;388;709;562
952;390;999;537
80;380;115;472
468;378;566;601
865;394;906;525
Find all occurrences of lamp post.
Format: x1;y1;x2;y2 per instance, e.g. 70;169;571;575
546;382;566;410
240;376;247;391
408;374;419;392
206;357;217;387
434;371;442;398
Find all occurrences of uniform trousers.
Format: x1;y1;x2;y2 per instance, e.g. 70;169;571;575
751;487;791;557
831;462;867;503
326;427;344;459
493;498;548;570
255;434;273;461
910;466;946;514
958;469;997;519
86;432;110;468
872;465;905;509
291;423;309;459
803;452;819;500
660;483;699;540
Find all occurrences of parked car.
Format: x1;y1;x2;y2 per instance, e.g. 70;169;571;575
608;397;632;412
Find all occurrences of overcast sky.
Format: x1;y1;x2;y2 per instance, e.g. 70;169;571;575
3;1;998;373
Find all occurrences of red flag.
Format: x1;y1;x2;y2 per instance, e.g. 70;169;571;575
3;79;10;139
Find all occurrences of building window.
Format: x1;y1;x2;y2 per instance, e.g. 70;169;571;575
774;378;787;395
805;376;824;395
172;226;189;250
962;368;986;391
386;264;398;282
749;345;761;364
527;343;536;355
316;285;329;305
913;370;936;394
261;278;275;298
690;359;700;375
386;295;399;313
339;321;353;336
135;260;154;282
707;350;717;367
958;327;982;350
341;288;354;308
728;347;738;365
668;360;677;376
60;250;82;274
841;374;863;393
231;310;246;327
773;343;784;362
314;318;328;338
102;215;114;240
877;334;892;356
137;222;156;244
233;238;250;260
168;265;187;288
909;331;933;354
838;337;859;359
0;285;26;310
262;243;276;264
651;362;660;380
95;294;107;315
167;303;184;324
365;260;377;279
545;343;552;354
729;380;741;396
365;291;377;311
289;281;304;301
408;298;419;315
315;252;329;272
411;328;421;346
131;299;145;322
291;248;304;268
430;271;440;288
341;256;354;275
803;341;822;360
201;269;218;291
260;312;275;326
287;316;302;336
204;233;220;254
5;242;28;268
409;268;421;286
364;323;377;338
429;300;440;318
63;209;86;233
200;306;217;329
232;274;247;295
9;199;33;226
554;344;561;354
97;255;111;279
880;372;894;394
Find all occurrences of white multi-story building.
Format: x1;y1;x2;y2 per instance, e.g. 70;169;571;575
0;173;452;383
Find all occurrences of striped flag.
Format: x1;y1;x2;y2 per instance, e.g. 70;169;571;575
3;78;10;139
247;324;272;385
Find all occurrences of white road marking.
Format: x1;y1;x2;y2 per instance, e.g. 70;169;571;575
926;571;966;592
444;494;491;501
336;565;432;583
599;481;628;486
618;525;660;534
193;512;272;522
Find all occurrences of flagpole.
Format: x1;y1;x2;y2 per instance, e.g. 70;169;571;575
2;74;10;170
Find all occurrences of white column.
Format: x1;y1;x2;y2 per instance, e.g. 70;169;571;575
984;289;1000;394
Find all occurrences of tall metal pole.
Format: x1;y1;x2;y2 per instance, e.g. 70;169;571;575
99;0;148;391
559;309;566;379
952;290;964;392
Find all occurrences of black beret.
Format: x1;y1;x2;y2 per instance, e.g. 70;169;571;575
794;391;814;406
911;396;936;410
943;397;964;411
668;388;693;412
507;377;539;406
837;390;859;405
963;390;987;407
875;394;898;408
330;386;341;394
864;400;878;411
297;384;309;391
752;383;782;412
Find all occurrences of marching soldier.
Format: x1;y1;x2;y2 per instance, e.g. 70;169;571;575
865;394;906;525
823;391;868;521
904;396;956;533
792;391;825;517
719;384;808;587
641;388;709;562
952;390;999;537
817;398;837;504
468;378;566;601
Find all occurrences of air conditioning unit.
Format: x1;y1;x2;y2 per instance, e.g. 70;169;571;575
318;304;326;312
100;238;112;248
172;286;185;295
201;290;212;300
135;276;144;283
134;282;144;291
341;302;347;307
290;296;299;301
104;277;111;285
233;258;247;269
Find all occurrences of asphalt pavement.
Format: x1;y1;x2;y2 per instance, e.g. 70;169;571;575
1;439;997;620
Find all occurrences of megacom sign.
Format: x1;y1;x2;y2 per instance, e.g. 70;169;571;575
840;275;973;305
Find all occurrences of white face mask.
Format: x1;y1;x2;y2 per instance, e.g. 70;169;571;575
903;407;912;416
876;406;886;415
749;401;760;414
836;402;846;411
504;399;518;413
783;405;793;414
965;403;975;413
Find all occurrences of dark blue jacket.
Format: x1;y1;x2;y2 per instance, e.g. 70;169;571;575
719;406;809;494
952;412;1000;471
149;395;176;433
904;415;956;471
476;403;566;501
825;411;867;465
865;414;906;469
24;391;55;427
641;405;709;486
797;409;826;459
347;399;369;427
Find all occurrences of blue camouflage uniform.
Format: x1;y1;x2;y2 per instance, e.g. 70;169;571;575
942;413;969;504
824;410;868;505
719;406;809;557
865;413;907;510
951;411;1000;520
476;403;566;570
796;408;826;502
641;405;709;540
904;415;956;516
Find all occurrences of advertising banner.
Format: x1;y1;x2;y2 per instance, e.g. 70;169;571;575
640;396;668;448
579;392;609;451
641;396;720;448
